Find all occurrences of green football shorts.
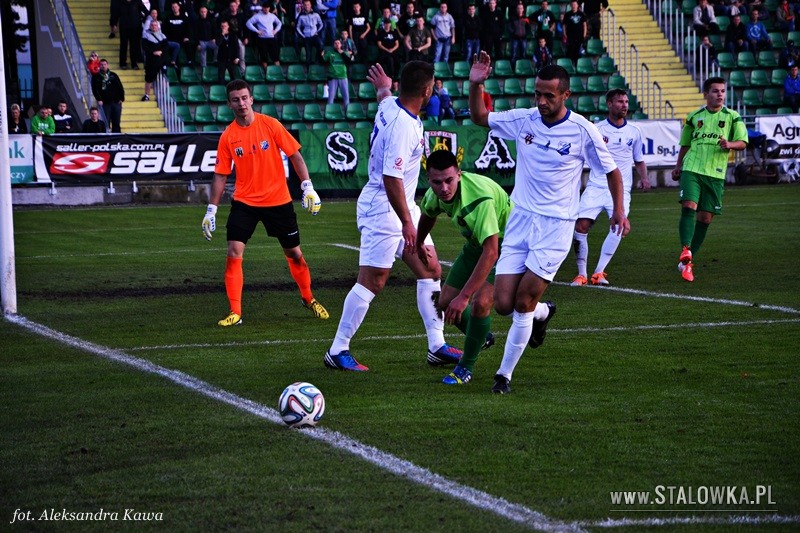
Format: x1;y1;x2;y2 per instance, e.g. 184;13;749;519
678;170;725;215
444;241;498;290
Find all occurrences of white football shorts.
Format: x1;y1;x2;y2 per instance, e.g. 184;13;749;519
577;183;631;221
357;204;434;268
495;207;574;282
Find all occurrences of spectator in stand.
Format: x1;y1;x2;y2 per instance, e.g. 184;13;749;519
87;51;101;74
142;19;170;101
91;58;125;132
247;1;283;67
780;39;800;67
197;6;220;68
531;0;557;51
507;3;531;66
696;35;720;69
82;106;108;133
747;9;773;50
725;13;750;54
784;65;800;111
776;0;796;31
316;0;340;46
8;103;27;134
322;38;353;106
53;101;77;133
405;14;432;61
374;7;395;37
397;1;419;43
220;0;250;75
217;19;243;81
532;36;553;73
272;0;289;45
341;29;357;57
425;86;441;123
347;3;371;60
109;0;120;38
563;0;587;64
376;17;401;78
583;0;608;40
164;1;196;65
296;0;324;66
435;78;455;120
430;2;456;63
480;0;505;59
463;4;480;63
479;82;493;111
119;0;146;69
31;106;56;136
693;0;720;37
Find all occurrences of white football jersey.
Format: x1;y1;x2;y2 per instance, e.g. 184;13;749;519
488;108;618;220
357;97;425;218
587;119;644;190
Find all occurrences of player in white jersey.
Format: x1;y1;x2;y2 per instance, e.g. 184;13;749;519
469;54;630;394
325;61;464;372
571;89;650;287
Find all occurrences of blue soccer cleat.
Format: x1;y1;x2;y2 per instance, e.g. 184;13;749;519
427;343;463;366
324;350;369;371
442;365;473;385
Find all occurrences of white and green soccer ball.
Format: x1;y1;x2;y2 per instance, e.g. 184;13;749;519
279;382;325;428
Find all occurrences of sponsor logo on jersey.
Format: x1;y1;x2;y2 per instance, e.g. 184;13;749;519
235;147;244;157
50;152;110;174
393;156;404;170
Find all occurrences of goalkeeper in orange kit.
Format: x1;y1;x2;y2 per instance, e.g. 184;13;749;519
202;79;329;326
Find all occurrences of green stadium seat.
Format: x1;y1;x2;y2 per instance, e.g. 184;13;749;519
585;38;605;56
303;103;324;121
452;98;469;114
265;65;285;82
772;68;788;86
169;86;186;104
203;124;221;131
182;124;197;131
556;58;577;75
308;64;327;82
453;60;471;78
596;56;615;74
631;111;648;120
503;78;524;95
180;66;200;83
281;103;302;121
350;63;367;81
576;95;598;114
588;114;604;122
737;51;757;68
325;103;345;120
434;61;452;79
176;104;192;123
273;83;294;101
279;46;300;63
750;69;771;87
755;107;775;115
716;15;730;32
552;40;565;58
355;120;373;128
570;77;586;94
294;83;315;101
438;118;456;126
776;106;793;114
367;101;378;115
443;79;461;97
186;85;207;103
333;121;350;129
193;104;215;123
728;70;749;87
312;122;330;130
260;103;279;118
244;65;265;82
216;105;234;123
244;46;258;63
202;66;218;83
422;118;438;128
165;66;179;83
769;32;786;49
462;118;475;126
717;52;736;69
494;59;514;77
358;82;377;99
287;64;307;82
586;75;607;93
515;97;533;108
757;51;778;67
208;84;227;103
493;98;512;111
608;74;627;90
483;79;503;96
252;84;271;102
741;88;762;107
290;122;308;130
346;102;366;120
524;77;537;94
709;34;723;49
577;57;596;75
763;87;783;106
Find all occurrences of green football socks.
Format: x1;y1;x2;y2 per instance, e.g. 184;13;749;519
679;206;697;248
460;315;491;372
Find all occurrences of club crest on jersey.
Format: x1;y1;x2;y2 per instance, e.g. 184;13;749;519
603;136;609;144
260;140;269;150
626;138;633;146
524;133;535;144
235;147;244;157
697;120;704;128
555;142;571;155
718;121;725;128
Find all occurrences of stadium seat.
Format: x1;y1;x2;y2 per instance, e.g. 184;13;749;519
552;40;565;58
176;104;192;123
346;102;366;120
524;77;537;94
585;38;605;56
244;46;257;63
325;103;345;120
303;103;324;121
332;121;350;129
252;84;271;102
596;56;615;74
182;124;197;132
186;85;207;103
631;110;648;120
453;60;471;78
244;65;265;82
294;83;315;101
772;68;788;86
717;52;736;69
208;84;227;103
260;103;279;118
757;51;778;67
452;98;469;115
570;77;586;94
203;124;220;132
216;105;234;123
355;120;373;129
741;88;762;107
608;74;627;90
514;59;535;77
556;58;577;76
493;98;512;111
576;57;596;75
737;51;757;68
788;30;800;43
165;66;179;83
503;78;524;96
494;59;514;77
281;103;302;121
462;118;475;126
728;70;749;87
312;122;331;130
750;69;771;87
350;63;367;81
776;106;793;114
755;107;775;115
273;83;294;101
169;86;186;104
290;122;308;130
439;118;458;126
443;79;461;97
265;65;285;82
279;46;299;63
586;75;607;93
202;66;217;83
194;104;215;123
422;118;438;128
358;82;377;99
367;101;378;115
287;64;307;82
180;66;200;83
515;97;533;108
769;32;786;49
483;79;503;96
576;95;598;114
434;61;452;79
763;88;783;106
308;64;327;82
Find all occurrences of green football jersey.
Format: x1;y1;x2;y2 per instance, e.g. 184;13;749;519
420;171;512;249
679;106;748;180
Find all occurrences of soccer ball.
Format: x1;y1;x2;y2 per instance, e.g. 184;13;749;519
278;382;325;428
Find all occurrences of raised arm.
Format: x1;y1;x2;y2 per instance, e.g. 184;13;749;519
468;50;493;127
367;63;393;103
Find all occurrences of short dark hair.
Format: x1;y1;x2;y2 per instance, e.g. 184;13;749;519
426;149;459;171
605;88;627;102
89;106;99;112
703;76;726;92
226;79;252;97
536;64;570;92
399;60;435;98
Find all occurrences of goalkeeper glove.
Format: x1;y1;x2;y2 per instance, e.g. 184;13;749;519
301;180;321;215
202;204;217;241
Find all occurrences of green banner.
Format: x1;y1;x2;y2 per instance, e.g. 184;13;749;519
299;126;518;190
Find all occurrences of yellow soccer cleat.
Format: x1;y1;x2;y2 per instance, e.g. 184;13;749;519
218;311;243;327
303;298;329;319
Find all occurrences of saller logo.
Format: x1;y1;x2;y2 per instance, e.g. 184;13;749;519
50;153;110;174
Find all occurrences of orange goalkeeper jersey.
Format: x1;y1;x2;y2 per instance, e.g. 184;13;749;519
214;113;301;207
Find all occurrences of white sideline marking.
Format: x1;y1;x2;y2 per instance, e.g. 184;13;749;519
583;514;800;529
5;314;579;533
128;318;800;352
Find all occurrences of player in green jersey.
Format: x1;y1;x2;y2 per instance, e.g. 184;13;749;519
415;149;513;386
671;77;748;282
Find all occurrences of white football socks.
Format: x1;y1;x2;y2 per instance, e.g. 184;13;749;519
496;310;534;381
417;278;445;352
573;230;589;278
595;230;622;274
329;283;375;355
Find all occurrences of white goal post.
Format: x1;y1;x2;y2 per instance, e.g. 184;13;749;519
0;7;19;316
